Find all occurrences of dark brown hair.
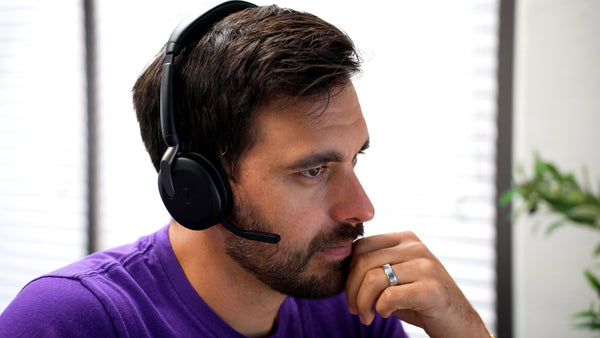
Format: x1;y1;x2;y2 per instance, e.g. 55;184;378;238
132;5;361;179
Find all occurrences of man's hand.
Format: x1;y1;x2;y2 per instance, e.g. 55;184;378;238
345;232;490;338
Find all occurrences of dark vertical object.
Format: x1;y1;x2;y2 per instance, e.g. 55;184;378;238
495;0;515;336
84;0;98;254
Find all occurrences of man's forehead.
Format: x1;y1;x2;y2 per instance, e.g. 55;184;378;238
256;95;333;126
243;84;368;171
256;83;362;131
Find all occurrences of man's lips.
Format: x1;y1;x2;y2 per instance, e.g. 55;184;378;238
320;241;354;259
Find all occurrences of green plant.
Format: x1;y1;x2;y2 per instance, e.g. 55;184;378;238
501;155;600;332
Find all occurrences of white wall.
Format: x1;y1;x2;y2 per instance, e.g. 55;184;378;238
513;0;600;337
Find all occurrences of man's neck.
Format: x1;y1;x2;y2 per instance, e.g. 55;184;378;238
168;222;286;338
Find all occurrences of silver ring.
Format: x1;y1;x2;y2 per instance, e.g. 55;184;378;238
382;263;398;286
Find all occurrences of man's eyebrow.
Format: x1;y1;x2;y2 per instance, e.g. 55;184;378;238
286;137;370;171
360;138;370;153
287;151;344;171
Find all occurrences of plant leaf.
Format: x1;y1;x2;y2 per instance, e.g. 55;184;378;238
570;204;600;224
545;220;565;236
593;244;600;257
499;187;522;206
573;310;596;319
585;270;600;294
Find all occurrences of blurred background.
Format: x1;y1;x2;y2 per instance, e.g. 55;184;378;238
0;1;598;337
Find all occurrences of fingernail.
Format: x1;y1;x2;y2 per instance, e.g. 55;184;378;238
348;305;356;315
360;313;374;326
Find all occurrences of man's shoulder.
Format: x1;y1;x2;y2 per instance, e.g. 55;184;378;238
0;228;167;337
53;230;159;279
0;276;115;337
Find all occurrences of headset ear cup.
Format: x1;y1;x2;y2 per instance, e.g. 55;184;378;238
158;153;230;230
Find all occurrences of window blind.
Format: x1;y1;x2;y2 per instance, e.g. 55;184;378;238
346;1;500;336
0;0;87;311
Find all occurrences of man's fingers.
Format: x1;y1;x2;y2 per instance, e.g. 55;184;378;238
352;233;397;256
353;231;421;256
352;260;429;324
351;265;393;324
346;232;428;316
374;282;431;324
346;245;399;315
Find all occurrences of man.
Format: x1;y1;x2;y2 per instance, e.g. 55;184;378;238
0;2;493;337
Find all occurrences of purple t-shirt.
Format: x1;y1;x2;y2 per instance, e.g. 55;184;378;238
0;226;407;337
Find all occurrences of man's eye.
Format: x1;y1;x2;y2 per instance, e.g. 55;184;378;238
299;167;326;178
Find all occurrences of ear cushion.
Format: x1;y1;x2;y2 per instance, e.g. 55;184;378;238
158;152;230;230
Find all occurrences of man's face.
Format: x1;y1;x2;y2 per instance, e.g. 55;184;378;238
225;83;374;299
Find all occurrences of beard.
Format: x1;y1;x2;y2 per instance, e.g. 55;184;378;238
224;198;364;299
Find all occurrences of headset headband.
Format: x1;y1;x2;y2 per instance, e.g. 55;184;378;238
156;1;280;244
159;1;257;197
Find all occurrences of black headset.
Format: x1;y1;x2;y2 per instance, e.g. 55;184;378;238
158;1;280;244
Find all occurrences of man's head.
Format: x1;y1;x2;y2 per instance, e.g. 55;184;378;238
133;4;372;299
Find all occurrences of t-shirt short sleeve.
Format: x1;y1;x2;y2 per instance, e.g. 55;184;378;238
0;276;115;337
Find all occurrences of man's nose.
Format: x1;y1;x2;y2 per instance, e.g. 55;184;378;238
328;170;375;225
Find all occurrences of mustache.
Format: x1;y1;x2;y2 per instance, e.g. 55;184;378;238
308;223;365;255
